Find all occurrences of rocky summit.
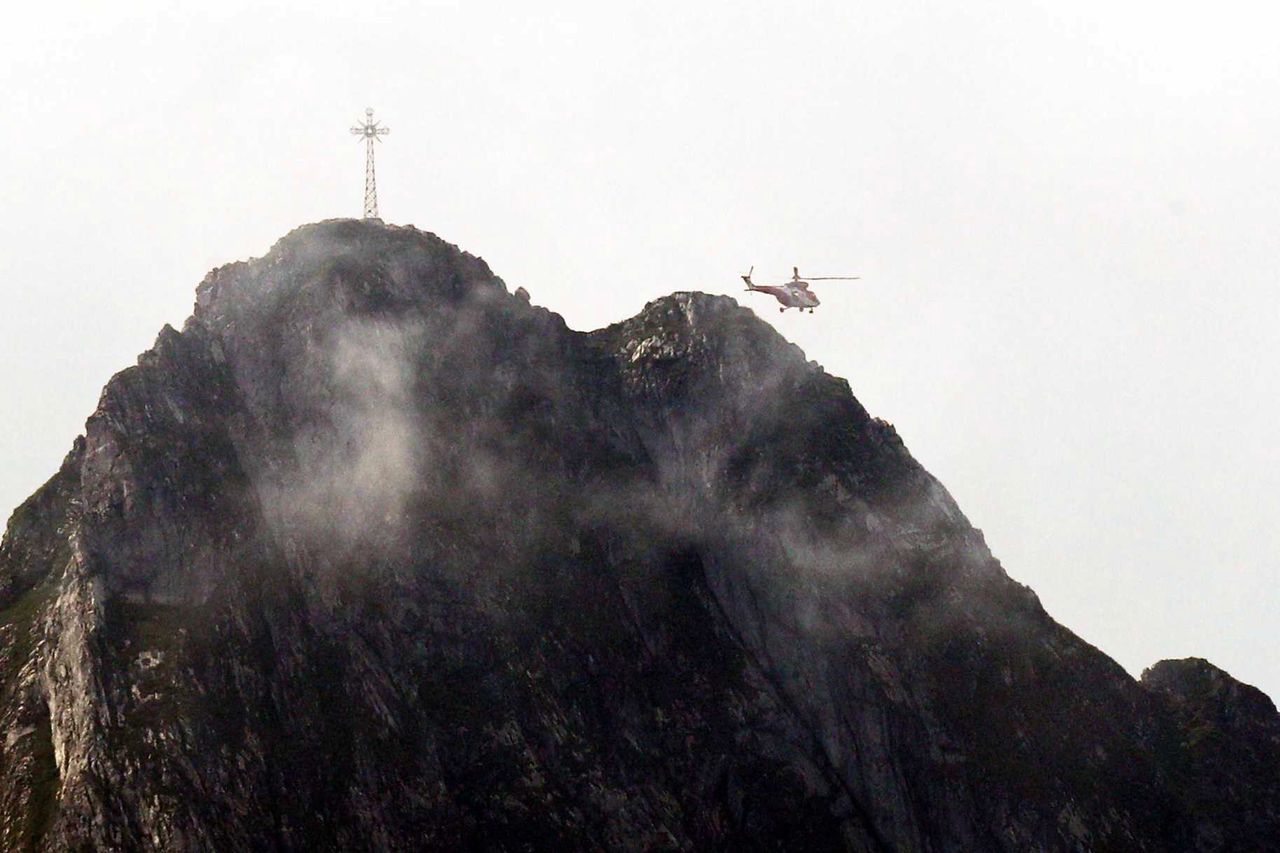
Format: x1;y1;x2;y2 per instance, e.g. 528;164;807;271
1;219;1276;852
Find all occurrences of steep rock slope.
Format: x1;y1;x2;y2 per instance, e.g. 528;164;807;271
0;219;1275;851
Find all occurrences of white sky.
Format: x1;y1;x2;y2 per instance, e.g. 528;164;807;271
2;1;1277;699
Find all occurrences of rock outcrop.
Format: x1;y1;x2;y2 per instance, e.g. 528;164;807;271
1;219;1275;851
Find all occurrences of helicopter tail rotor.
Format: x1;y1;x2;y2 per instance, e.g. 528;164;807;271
741;265;754;289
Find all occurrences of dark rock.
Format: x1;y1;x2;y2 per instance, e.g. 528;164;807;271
0;218;1275;851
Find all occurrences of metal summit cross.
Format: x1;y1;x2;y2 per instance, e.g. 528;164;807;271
350;107;390;219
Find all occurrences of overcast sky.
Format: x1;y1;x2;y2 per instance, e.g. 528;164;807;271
2;1;1277;699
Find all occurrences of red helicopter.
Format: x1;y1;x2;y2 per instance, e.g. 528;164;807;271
741;266;860;313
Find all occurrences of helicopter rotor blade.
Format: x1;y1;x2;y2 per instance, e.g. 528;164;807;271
806;276;861;280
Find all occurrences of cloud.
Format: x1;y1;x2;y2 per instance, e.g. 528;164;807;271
258;316;428;557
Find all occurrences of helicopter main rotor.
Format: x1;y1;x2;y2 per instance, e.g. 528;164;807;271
792;266;859;282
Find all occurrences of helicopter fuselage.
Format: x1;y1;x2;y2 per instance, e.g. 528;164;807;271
746;282;821;311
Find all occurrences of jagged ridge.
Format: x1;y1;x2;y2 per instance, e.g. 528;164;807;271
0;219;1276;852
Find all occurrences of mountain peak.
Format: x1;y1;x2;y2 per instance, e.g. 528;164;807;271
1144;657;1280;732
0;223;1275;851
191;218;505;333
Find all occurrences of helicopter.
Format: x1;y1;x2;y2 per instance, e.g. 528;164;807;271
741;266;860;313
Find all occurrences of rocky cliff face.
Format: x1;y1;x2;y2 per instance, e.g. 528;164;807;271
1;219;1275;851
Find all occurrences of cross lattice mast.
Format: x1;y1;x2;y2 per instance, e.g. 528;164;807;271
350;107;390;219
